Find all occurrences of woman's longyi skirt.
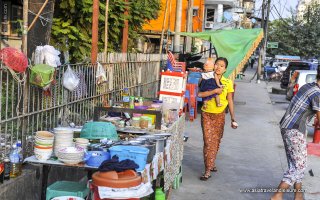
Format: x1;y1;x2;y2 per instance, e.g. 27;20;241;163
201;111;225;172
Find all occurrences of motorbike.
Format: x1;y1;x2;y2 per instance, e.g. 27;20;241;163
179;53;204;70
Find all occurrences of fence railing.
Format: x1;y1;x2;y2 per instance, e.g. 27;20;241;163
0;53;165;156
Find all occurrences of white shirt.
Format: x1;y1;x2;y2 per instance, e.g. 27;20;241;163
201;71;215;80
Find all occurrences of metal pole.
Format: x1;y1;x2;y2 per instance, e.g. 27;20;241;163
186;0;194;52
263;0;271;63
91;0;99;63
104;0;110;57
257;0;266;82
173;0;182;53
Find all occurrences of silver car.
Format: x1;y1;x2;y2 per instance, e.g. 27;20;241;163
286;70;317;100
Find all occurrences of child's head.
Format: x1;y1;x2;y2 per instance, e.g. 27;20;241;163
204;58;215;72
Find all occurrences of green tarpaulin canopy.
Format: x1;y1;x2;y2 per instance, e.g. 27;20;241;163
179;28;264;78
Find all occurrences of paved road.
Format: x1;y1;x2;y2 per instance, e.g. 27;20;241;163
170;66;320;200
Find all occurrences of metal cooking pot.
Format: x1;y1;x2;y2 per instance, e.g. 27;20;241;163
153;137;165;153
138;135;166;153
143;142;156;163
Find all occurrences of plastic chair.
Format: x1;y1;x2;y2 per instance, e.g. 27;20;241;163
46;181;89;200
187;73;202;102
185;83;198;121
167;51;186;72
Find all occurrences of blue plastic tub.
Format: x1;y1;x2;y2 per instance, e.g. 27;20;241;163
109;145;149;171
84;151;110;167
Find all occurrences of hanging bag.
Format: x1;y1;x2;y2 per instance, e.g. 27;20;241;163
0;47;28;73
96;62;107;85
63;65;80;91
29;64;56;89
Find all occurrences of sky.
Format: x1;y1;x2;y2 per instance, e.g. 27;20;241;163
255;0;299;20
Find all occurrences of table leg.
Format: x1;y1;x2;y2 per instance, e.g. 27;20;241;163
151;179;157;200
41;165;51;200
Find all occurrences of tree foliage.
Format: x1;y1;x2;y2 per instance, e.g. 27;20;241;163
50;0;161;62
267;1;320;59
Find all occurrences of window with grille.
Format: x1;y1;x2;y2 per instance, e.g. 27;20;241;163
11;5;23;36
206;9;215;22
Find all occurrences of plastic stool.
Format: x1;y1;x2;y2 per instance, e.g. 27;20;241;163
46;181;89;200
172;166;182;190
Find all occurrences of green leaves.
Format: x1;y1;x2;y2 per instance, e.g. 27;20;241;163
51;0;161;62
267;2;320;59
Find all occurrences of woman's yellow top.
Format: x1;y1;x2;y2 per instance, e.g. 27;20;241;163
201;76;234;114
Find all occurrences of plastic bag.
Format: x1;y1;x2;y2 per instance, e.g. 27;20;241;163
96;62;107;85
34;45;61;67
63;65;80;91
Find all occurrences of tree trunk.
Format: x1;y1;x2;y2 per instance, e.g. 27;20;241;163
27;0;55;59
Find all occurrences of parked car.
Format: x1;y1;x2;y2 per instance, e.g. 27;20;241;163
280;61;317;89
286;70;317;100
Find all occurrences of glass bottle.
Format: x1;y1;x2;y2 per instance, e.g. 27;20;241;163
129;96;135;109
122;88;130;108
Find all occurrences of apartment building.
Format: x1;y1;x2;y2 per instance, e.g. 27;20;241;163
0;0;23;50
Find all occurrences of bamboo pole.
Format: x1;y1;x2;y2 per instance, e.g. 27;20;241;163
104;0;110;56
91;0;100;63
22;0;29;54
159;0;170;55
122;0;129;53
28;0;49;31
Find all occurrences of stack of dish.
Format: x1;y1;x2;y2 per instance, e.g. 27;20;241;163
75;138;89;150
34;131;54;161
56;147;84;165
53;127;74;155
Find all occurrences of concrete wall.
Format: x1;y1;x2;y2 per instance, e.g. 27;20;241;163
0;164;87;200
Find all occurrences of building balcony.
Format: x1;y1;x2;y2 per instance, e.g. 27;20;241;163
243;2;254;13
205;0;235;7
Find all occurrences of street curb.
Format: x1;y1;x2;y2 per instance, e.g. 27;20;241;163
271;87;286;95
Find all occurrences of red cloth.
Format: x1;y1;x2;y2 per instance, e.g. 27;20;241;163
0;47;28;73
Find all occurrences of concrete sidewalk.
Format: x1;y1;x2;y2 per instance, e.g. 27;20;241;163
170;67;320;200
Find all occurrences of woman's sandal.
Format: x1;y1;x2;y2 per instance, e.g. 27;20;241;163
211;167;218;172
200;173;211;181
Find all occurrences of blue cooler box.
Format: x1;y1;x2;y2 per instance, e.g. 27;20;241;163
109;145;149;171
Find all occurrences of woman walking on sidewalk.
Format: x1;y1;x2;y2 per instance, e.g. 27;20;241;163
271;67;320;200
198;57;238;181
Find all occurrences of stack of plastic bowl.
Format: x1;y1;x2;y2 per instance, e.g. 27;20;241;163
75;138;89;150
34;131;54;161
53;127;74;155
56;147;85;165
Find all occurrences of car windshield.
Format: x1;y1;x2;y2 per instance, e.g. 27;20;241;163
306;74;316;83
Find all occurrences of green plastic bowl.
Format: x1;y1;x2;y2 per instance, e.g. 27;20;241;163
80;122;118;140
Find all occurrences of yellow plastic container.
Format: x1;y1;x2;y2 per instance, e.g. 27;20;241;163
142;114;155;125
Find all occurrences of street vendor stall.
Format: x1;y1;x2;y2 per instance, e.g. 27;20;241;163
24;94;185;200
